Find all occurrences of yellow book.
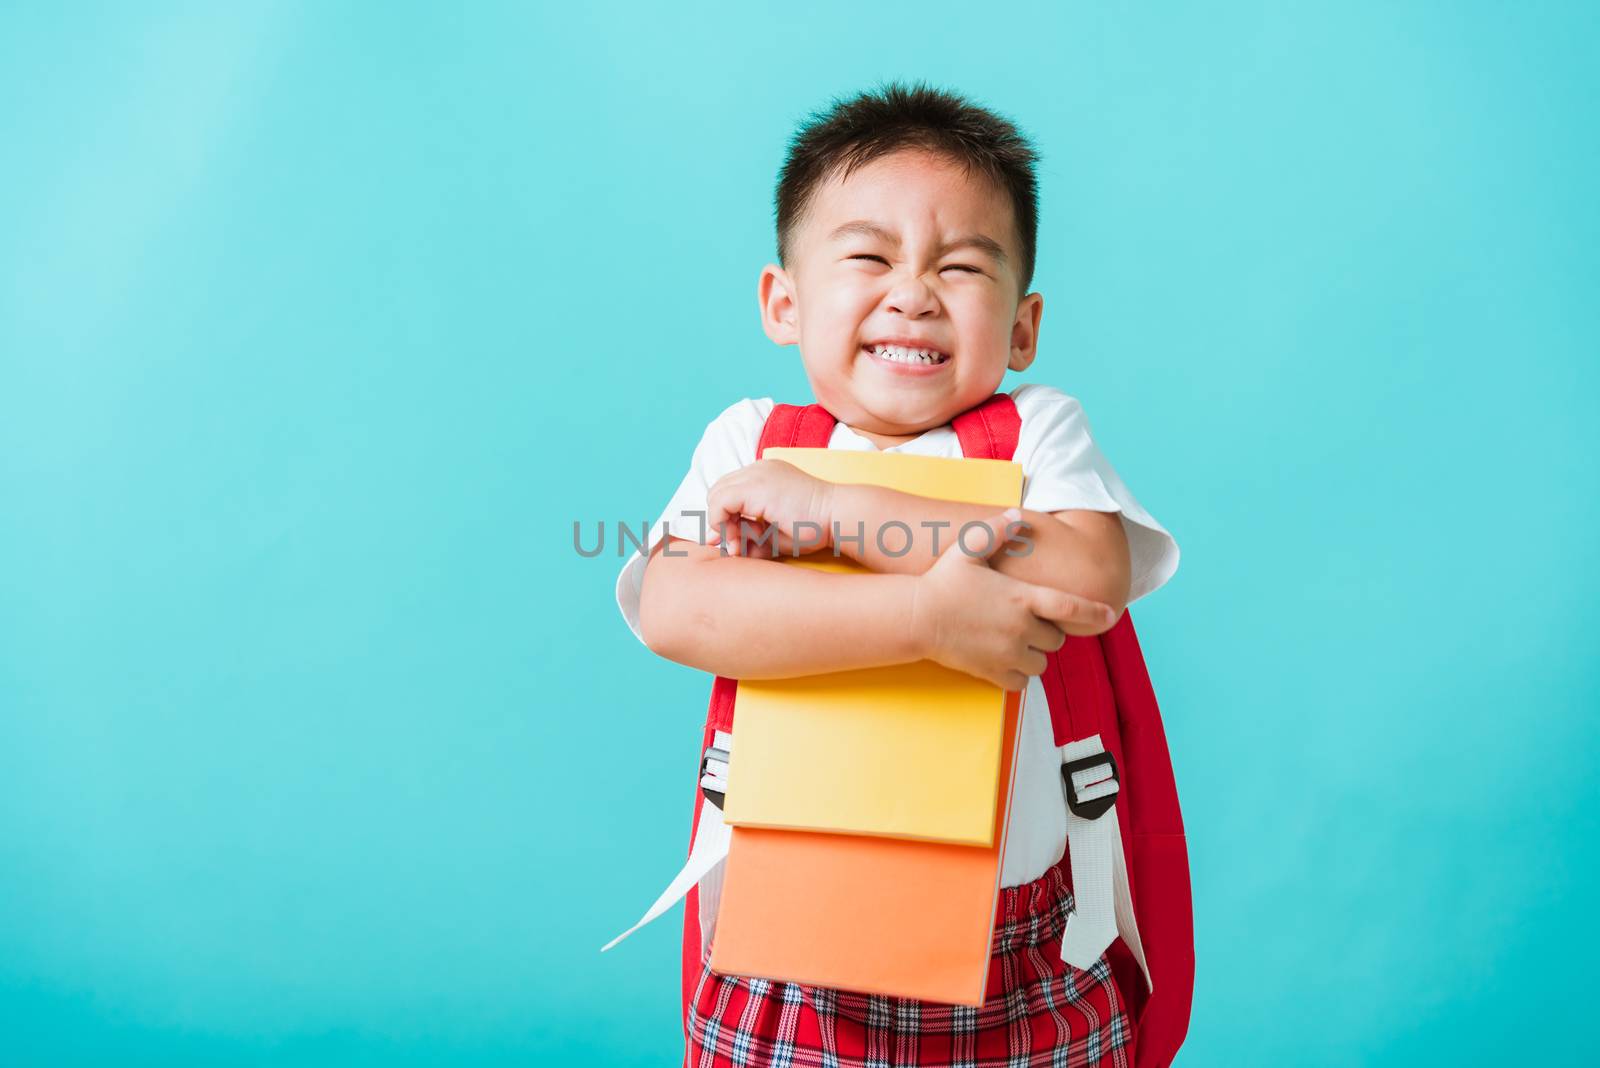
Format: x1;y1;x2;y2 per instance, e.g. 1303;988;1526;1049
720;447;1024;847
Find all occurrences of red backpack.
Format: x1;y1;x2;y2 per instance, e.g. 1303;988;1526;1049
681;392;1194;1066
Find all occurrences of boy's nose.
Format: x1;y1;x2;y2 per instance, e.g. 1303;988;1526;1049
885;275;939;318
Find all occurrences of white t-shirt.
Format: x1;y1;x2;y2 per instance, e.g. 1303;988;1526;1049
613;382;1179;888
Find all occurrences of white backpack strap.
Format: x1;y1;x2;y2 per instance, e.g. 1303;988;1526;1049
1058;735;1152;993
600;731;734;953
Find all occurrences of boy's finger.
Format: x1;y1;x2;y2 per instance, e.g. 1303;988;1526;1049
1027;583;1117;630
705;507;738;546
1024;616;1068;654
704;480;752;541
741;518;777;558
719;515;747;556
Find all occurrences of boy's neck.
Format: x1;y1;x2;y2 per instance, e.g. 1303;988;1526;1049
847;423;922;451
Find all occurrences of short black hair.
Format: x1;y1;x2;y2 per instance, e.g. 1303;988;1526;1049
775;80;1041;297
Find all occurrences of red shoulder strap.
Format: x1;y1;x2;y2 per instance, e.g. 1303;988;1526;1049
951;392;1023;461
757;402;838;456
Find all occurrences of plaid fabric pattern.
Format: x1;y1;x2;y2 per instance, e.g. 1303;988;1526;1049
684;855;1131;1068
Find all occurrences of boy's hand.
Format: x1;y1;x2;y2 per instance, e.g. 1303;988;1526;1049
706;459;835;558
910;508;1118;691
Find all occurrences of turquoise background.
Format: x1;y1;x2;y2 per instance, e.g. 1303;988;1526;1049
2;2;1595;1064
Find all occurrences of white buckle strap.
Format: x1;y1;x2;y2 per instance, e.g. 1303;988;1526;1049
1063;749;1120;820
600;730;736;954
1058;735;1152;993
600;794;730;953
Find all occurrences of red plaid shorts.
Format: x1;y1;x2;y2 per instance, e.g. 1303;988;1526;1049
684;853;1132;1068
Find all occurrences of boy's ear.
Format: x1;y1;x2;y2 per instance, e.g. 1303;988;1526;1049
758;264;800;346
1008;292;1044;372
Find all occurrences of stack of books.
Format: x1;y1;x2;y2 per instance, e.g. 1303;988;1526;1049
708;448;1026;1007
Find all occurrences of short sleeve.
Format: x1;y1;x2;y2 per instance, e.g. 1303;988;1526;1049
1011;383;1180;605
613;397;772;643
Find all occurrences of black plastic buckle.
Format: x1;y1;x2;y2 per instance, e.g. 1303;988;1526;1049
700;744;730;810
1061;751;1119;820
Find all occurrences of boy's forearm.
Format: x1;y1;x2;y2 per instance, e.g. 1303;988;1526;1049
828;483;1130;611
637;539;926;679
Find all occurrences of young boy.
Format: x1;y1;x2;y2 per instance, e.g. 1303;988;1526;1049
613;81;1179;1067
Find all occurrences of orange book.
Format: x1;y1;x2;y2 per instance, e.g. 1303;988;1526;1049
707;688;1024;1007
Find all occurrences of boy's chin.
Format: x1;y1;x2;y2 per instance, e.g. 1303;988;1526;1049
849;393;969;435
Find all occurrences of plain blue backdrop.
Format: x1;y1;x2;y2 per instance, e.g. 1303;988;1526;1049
2;2;1595;1065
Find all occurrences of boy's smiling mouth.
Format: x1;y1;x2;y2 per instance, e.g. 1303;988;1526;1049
861;339;951;373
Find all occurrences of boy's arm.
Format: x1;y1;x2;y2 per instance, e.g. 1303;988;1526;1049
637;510;1116;688
827;483;1133;618
702;459;1133;621
637;536;923;679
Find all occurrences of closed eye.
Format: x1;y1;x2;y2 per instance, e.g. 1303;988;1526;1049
848;254;981;274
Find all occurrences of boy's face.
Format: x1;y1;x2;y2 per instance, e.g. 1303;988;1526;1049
759;147;1043;445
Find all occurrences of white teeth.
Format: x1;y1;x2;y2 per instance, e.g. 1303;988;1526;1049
870;344;946;365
